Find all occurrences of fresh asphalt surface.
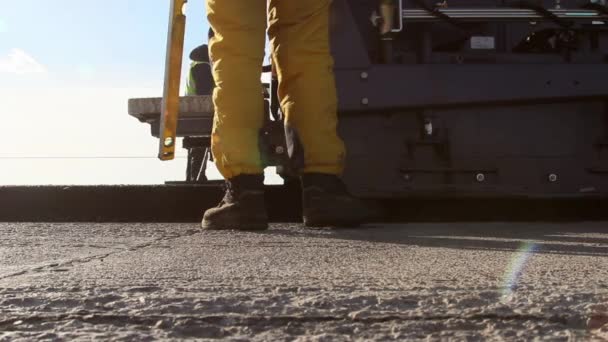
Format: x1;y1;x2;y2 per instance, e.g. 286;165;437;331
1;222;607;341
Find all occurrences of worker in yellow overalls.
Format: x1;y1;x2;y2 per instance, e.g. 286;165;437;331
201;0;374;230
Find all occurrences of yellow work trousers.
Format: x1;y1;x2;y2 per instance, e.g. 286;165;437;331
206;0;346;179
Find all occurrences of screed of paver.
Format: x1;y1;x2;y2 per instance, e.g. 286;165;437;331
1;222;607;340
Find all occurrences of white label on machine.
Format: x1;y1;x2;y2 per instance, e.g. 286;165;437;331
470;36;495;50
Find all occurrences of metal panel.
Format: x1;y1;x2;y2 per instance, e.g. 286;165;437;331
338;100;608;198
335;64;608;112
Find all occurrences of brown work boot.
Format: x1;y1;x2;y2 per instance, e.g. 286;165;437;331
201;174;268;231
301;173;375;228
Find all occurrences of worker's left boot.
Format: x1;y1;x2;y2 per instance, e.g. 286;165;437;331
201;174;268;231
301;173;376;228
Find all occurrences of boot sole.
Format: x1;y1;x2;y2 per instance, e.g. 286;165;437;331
201;220;269;231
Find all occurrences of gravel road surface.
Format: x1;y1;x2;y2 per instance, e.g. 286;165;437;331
1;222;607;341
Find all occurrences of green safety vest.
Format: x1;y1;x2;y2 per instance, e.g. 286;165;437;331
185;61;212;96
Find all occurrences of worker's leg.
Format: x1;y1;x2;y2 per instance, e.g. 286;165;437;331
203;0;268;231
268;1;378;227
267;0;346;175
206;0;266;179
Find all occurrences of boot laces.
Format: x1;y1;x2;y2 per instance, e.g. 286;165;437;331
219;181;237;206
218;175;264;206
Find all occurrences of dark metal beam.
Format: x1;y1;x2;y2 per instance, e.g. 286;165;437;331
336;64;608;112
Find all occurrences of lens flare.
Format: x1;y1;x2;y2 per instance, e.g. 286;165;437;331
501;241;539;298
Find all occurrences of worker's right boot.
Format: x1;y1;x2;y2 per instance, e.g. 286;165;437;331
301;173;375;228
201;174;268;231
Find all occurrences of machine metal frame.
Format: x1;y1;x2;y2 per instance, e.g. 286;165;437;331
129;0;608;198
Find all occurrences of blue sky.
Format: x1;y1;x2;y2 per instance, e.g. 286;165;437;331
0;1;289;185
0;1;280;185
0;0;210;88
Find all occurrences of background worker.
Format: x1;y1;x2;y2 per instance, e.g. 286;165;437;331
182;29;215;183
201;0;374;230
185;29;215;96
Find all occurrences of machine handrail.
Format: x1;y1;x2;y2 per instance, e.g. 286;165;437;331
401;8;608;21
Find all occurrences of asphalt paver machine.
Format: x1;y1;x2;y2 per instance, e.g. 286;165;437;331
129;0;608;199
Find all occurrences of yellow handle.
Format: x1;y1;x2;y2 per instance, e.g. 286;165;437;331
159;0;188;160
